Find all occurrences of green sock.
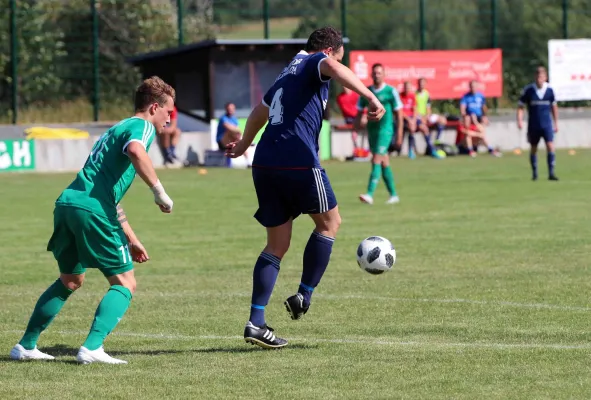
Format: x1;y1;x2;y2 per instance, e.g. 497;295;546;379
19;279;74;350
382;165;397;196
366;163;381;196
83;285;132;351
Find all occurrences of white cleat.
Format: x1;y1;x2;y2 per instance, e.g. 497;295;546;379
76;346;128;365
386;196;400;204
10;344;55;361
359;194;374;205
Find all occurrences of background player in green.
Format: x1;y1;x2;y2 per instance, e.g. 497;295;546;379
10;76;176;365
355;63;403;205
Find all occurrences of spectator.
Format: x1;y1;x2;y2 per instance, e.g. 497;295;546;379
158;105;182;168
216;102;241;151
336;86;360;149
460;80;488;135
455;123;501;158
400;81;441;159
415;77;448;142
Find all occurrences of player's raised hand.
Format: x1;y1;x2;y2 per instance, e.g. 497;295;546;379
129;241;149;263
367;97;385;121
225;140;249;158
150;181;173;213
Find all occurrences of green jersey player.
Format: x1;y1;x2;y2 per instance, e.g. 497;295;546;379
10;76;176;365
355;63;403;205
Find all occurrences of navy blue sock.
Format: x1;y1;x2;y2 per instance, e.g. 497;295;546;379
424;133;434;154
547;152;556;176
436;124;444;140
530;154;538;177
298;231;335;307
249;252;281;327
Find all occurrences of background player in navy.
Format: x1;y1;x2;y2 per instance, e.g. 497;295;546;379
517;66;559;181
226;27;385;349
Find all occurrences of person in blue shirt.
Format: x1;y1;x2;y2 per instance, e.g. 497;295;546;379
216;102;241;151
460;80;488;133
226;26;385;349
517;66;559;181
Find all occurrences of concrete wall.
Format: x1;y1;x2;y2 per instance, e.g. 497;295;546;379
14;114;591;173
331;117;591;158
34;131;211;172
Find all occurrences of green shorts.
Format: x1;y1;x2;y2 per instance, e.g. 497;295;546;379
47;205;133;277
368;131;394;155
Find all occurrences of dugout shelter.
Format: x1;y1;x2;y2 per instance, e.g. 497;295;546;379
128;38;348;121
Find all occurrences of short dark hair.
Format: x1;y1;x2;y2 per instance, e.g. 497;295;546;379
134;76;175;112
305;26;343;52
536;65;547;74
372;63;384;70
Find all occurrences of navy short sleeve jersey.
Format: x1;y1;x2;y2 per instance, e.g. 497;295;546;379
253;51;330;169
518;83;556;132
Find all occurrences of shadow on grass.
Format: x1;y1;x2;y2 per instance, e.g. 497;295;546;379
0;342;317;365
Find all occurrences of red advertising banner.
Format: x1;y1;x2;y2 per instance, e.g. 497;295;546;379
349;49;503;99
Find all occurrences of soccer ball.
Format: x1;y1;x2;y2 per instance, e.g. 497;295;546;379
356;236;396;275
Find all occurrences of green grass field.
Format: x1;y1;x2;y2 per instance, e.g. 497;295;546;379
1;151;591;399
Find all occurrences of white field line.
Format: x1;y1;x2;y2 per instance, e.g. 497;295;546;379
2;330;590;351
2;290;589;312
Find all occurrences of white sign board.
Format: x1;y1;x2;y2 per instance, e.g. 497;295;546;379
548;39;591;101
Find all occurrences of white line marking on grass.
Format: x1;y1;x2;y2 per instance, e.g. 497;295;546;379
136;291;591;312
3;330;591;351
3;291;589;312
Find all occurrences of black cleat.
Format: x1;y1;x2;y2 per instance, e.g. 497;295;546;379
284;293;309;320
549;175;559;181
244;322;288;349
532;174;538;181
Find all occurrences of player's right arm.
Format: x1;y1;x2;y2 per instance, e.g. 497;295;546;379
126;141;174;213
320;59;384;121
459;95;468;117
517;87;528;130
354;95;369;131
225;102;268;158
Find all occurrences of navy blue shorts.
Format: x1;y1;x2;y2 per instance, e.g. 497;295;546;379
252;167;338;228
528;129;554;145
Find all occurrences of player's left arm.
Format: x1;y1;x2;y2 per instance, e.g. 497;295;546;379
225;102;268;158
481;96;489;125
550;89;559;132
117;204;149;263
392;90;404;146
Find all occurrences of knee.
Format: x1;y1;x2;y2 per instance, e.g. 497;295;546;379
265;240;290;259
119;279;137;295
60;274;84;291
316;212;342;237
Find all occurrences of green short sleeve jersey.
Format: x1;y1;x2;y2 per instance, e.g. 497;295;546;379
416;89;430;116
55;117;156;221
357;84;402;136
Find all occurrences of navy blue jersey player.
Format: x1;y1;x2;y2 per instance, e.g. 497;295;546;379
517;66;559;181
226;27;385;349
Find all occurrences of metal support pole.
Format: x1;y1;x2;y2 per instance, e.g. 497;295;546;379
263;0;270;39
10;0;18;124
177;0;184;46
419;0;426;50
91;0;100;122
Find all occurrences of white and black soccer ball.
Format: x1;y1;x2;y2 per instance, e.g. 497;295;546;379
356;236;396;275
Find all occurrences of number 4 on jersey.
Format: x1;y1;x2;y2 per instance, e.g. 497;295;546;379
269;88;284;125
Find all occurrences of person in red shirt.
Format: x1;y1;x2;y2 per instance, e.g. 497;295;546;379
158;105;182;167
400;81;439;159
336;86;361;149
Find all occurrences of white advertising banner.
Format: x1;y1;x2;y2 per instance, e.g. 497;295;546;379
548;39;591;101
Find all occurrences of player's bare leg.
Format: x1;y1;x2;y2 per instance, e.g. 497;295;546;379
244;220;292;349
77;270;136;365
11;273;84;361
285;207;341;320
